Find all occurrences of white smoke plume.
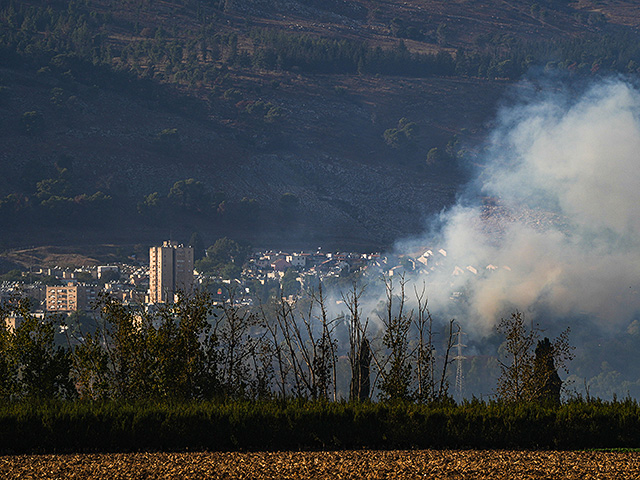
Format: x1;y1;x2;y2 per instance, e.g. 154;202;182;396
397;77;640;335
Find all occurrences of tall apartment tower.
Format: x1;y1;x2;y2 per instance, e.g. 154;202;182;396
149;241;194;303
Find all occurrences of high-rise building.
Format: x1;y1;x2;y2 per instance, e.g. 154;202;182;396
148;241;194;303
46;281;88;312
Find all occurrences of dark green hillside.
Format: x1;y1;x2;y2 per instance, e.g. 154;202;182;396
1;0;639;249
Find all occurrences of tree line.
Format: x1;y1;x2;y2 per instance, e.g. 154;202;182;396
3;0;640;94
0;166;295;236
0;155;113;228
1;276;572;406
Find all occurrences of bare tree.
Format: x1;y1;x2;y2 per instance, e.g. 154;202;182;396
437;318;456;400
273;295;306;397
413;284;435;402
260;302;290;399
343;282;370;401
216;288;263;397
270;285;337;401
310;284;338;401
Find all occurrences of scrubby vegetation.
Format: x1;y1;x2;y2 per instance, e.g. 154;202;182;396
0;283;636;453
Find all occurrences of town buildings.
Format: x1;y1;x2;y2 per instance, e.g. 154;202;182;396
46;281;89;312
148;241;194;303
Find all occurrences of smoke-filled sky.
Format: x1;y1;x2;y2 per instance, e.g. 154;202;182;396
396;76;640;336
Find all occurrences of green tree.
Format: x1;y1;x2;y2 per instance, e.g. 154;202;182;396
445;135;460;159
66;310;98;339
426;147;442;167
196;238;249;276
533;337;562;405
377;277;413;402
49;87;65;107
280;268;300;297
73;292;218;400
0;297;74;400
36;177;71;199
220;263;242;279
12;314;74;400
148;291;215;399
0;269;24;282
209;237;247;268
436;23;449;45
383;118;418;149
194;256;217;275
168;179;208;211
265;105;284;123
383;128;401;148
0;304;16;399
351;337;371;401
137;192;161;216
94;295;154;399
496;311;574;404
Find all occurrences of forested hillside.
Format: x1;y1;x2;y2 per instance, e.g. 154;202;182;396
1;0;640;250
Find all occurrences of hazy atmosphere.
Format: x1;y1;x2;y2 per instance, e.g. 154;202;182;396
323;75;640;400
7;1;640;473
399;76;640;333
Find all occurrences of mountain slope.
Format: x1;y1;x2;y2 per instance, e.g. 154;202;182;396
1;0;639;251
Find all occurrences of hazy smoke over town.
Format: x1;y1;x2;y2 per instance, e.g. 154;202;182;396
397;76;640;335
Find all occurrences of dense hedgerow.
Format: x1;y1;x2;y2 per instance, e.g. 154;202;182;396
1;399;640;454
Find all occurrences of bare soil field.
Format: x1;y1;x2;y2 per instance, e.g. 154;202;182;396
2;449;640;479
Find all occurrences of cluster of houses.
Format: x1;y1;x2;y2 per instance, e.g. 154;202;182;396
1;264;149;328
2;249;385;314
249;250;381;276
2;243;511;328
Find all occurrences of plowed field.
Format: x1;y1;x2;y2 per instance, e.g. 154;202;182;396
2;449;640;479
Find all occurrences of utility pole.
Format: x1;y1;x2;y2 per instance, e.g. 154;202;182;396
454;325;466;401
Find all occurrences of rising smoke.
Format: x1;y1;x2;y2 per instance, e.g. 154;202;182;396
396;76;640;337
